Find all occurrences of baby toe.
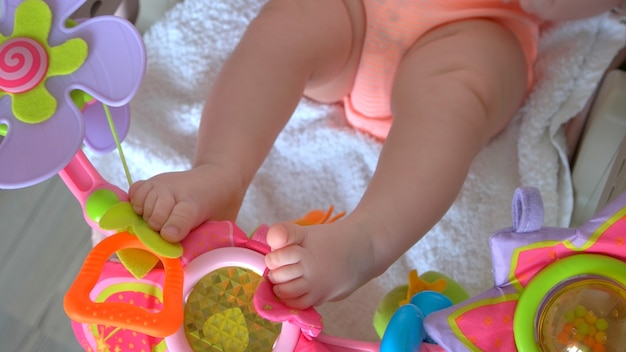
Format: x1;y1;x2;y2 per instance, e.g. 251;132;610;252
265;245;303;270
266;222;307;250
268;263;305;284
128;180;149;213
273;277;312;302
160;201;200;242
145;194;175;230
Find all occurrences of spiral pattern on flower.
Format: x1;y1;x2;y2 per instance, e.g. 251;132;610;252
0;37;48;94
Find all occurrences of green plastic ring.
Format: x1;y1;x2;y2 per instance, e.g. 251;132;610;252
514;254;626;351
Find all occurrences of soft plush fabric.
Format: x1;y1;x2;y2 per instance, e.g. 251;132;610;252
87;0;626;341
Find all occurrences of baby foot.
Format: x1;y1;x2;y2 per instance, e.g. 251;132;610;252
129;164;245;242
264;220;375;309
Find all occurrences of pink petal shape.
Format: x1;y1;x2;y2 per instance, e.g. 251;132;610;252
64;17;145;106
253;277;323;338
452;299;517;351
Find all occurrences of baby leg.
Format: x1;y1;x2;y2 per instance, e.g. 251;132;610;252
361;19;529;269
130;0;363;242
265;19;529;309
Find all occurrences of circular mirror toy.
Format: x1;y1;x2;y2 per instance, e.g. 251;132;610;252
3;1;626;351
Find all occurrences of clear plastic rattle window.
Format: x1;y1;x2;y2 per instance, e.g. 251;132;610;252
183;266;282;351
537;276;626;352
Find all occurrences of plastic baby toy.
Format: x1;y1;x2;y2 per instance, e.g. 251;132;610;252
0;0;142;189
2;0;626;351
209;184;626;352
376;187;626;351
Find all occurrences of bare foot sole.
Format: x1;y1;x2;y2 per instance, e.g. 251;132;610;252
264;221;374;309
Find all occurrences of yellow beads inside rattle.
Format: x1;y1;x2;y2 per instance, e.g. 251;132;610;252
558;305;609;352
536;277;626;352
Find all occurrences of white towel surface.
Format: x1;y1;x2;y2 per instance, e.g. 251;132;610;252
87;0;626;342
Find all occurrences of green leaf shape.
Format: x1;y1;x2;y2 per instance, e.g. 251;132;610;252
116;248;160;280
99;202;183;259
133;221;183;259
12;84;56;123
98;201;138;232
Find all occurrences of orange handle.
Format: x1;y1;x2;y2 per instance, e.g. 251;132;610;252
64;232;184;338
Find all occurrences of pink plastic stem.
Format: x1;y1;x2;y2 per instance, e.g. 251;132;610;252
58;149;127;230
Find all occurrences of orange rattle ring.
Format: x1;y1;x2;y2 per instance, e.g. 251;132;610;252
64;232;184;338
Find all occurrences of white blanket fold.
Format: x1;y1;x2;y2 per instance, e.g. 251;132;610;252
88;0;626;341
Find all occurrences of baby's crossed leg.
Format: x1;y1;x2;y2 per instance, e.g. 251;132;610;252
264;19;529;308
129;0;363;242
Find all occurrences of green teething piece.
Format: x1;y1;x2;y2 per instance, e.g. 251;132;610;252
419;271;470;305
116;248;161;280
99;201;137;230
99;202;183;259
85;189;120;223
133;221;183;259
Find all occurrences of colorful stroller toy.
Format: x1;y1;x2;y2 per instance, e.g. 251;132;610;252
2;0;626;351
379;187;626;351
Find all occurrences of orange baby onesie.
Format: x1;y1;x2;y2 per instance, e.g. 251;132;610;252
344;0;540;139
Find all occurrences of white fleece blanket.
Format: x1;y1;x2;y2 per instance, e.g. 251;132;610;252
87;0;626;342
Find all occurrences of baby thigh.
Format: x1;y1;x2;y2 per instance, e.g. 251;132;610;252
391;19;528;139
300;0;366;103
354;20;530;262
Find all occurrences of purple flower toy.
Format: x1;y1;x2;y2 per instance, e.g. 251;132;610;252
0;0;143;188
